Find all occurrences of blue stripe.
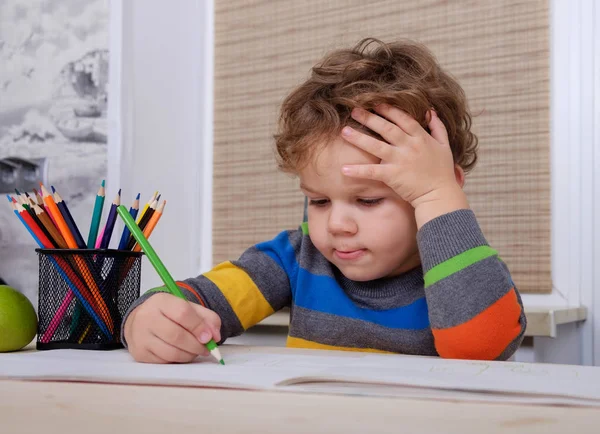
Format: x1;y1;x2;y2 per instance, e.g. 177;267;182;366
255;230;430;330
295;269;430;329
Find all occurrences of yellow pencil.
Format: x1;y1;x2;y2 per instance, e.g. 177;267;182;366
136;191;157;224
133;200;166;252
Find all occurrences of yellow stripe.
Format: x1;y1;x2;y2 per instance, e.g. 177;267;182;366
204;261;274;330
286;336;393;354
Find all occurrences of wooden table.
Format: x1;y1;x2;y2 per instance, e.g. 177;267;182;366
1;379;600;434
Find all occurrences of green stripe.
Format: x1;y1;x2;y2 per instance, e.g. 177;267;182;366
301;221;309;235
147;286;167;294
424;245;498;287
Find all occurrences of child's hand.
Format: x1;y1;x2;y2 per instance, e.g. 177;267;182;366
124;292;222;364
340;105;469;227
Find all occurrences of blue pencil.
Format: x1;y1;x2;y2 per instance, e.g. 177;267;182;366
52;188;86;249
117;193;140;250
99;189;121;249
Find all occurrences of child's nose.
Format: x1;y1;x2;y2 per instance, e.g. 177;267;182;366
327;206;357;235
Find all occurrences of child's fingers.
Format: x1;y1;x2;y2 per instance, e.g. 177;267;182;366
139;349;169;364
428;110;449;145
342;164;391;184
191;303;222;342
159;298;215;349
341;126;394;160
147;333;200;363
152;312;207;356
373;104;423;137
350;107;408;145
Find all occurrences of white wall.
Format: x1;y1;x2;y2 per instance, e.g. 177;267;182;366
108;0;213;291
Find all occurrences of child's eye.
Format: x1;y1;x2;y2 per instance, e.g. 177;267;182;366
358;198;383;207
309;199;329;207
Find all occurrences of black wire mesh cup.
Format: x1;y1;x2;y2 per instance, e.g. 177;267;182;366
35;249;143;350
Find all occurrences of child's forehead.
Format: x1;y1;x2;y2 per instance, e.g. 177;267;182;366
307;136;380;170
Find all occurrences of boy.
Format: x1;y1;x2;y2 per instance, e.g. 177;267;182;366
123;38;526;363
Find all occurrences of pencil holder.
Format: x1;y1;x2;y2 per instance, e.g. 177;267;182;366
35;248;143;350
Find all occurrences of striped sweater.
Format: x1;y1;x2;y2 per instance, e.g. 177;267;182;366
123;209;526;360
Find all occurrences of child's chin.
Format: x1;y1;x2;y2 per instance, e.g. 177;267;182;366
337;266;384;282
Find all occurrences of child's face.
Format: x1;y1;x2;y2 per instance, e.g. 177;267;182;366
299;137;421;281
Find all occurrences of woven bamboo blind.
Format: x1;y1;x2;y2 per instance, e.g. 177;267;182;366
214;0;550;293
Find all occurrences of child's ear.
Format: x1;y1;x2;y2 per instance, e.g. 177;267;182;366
454;165;465;188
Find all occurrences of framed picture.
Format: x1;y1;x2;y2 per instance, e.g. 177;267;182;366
0;0;111;302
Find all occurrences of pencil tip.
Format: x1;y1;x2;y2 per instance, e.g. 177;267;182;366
118;188;122;195
6;195;11;202
136;193;141;200
24;192;30;197
101;179;105;187
219;360;225;365
156;194;161;202
32;188;38;195
14;189;20;195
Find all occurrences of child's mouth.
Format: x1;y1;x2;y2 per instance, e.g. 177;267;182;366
334;249;365;260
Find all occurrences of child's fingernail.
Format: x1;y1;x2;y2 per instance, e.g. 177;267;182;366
342;166;352;174
199;332;211;343
351;108;363;118
342;126;352;136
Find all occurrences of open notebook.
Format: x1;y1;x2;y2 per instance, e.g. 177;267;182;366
1;345;599;407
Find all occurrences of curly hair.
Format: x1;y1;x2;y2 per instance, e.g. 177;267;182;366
274;38;478;174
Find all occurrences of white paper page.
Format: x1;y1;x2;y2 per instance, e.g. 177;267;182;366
0;348;316;390
276;352;600;404
2;346;600;406
285;382;600;407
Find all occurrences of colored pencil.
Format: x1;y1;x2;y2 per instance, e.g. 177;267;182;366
126;197;158;250
11;195;58;248
87;180;105;248
117;205;224;364
117;193;140;250
71;181;105;337
32;203;67;249
40;184;78;248
40;183;114;332
53;189;86;249
132;200;166;252
34;187;58;228
136;191;157;224
99;190;121;249
32;188;44;206
9;200;110;339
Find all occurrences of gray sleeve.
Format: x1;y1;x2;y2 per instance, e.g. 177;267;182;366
121;229;300;346
417;209;526;360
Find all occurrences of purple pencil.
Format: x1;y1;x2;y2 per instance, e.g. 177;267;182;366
99;189;121;249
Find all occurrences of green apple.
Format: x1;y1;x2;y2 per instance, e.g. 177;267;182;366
0;285;37;352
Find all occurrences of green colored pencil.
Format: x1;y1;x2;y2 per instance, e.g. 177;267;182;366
87;180;106;248
116;205;224;365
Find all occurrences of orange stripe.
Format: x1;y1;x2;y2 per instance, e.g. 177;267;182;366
432;288;522;360
176;281;206;307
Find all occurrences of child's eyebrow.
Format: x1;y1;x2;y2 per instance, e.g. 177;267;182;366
299;184;319;194
300;183;380;195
